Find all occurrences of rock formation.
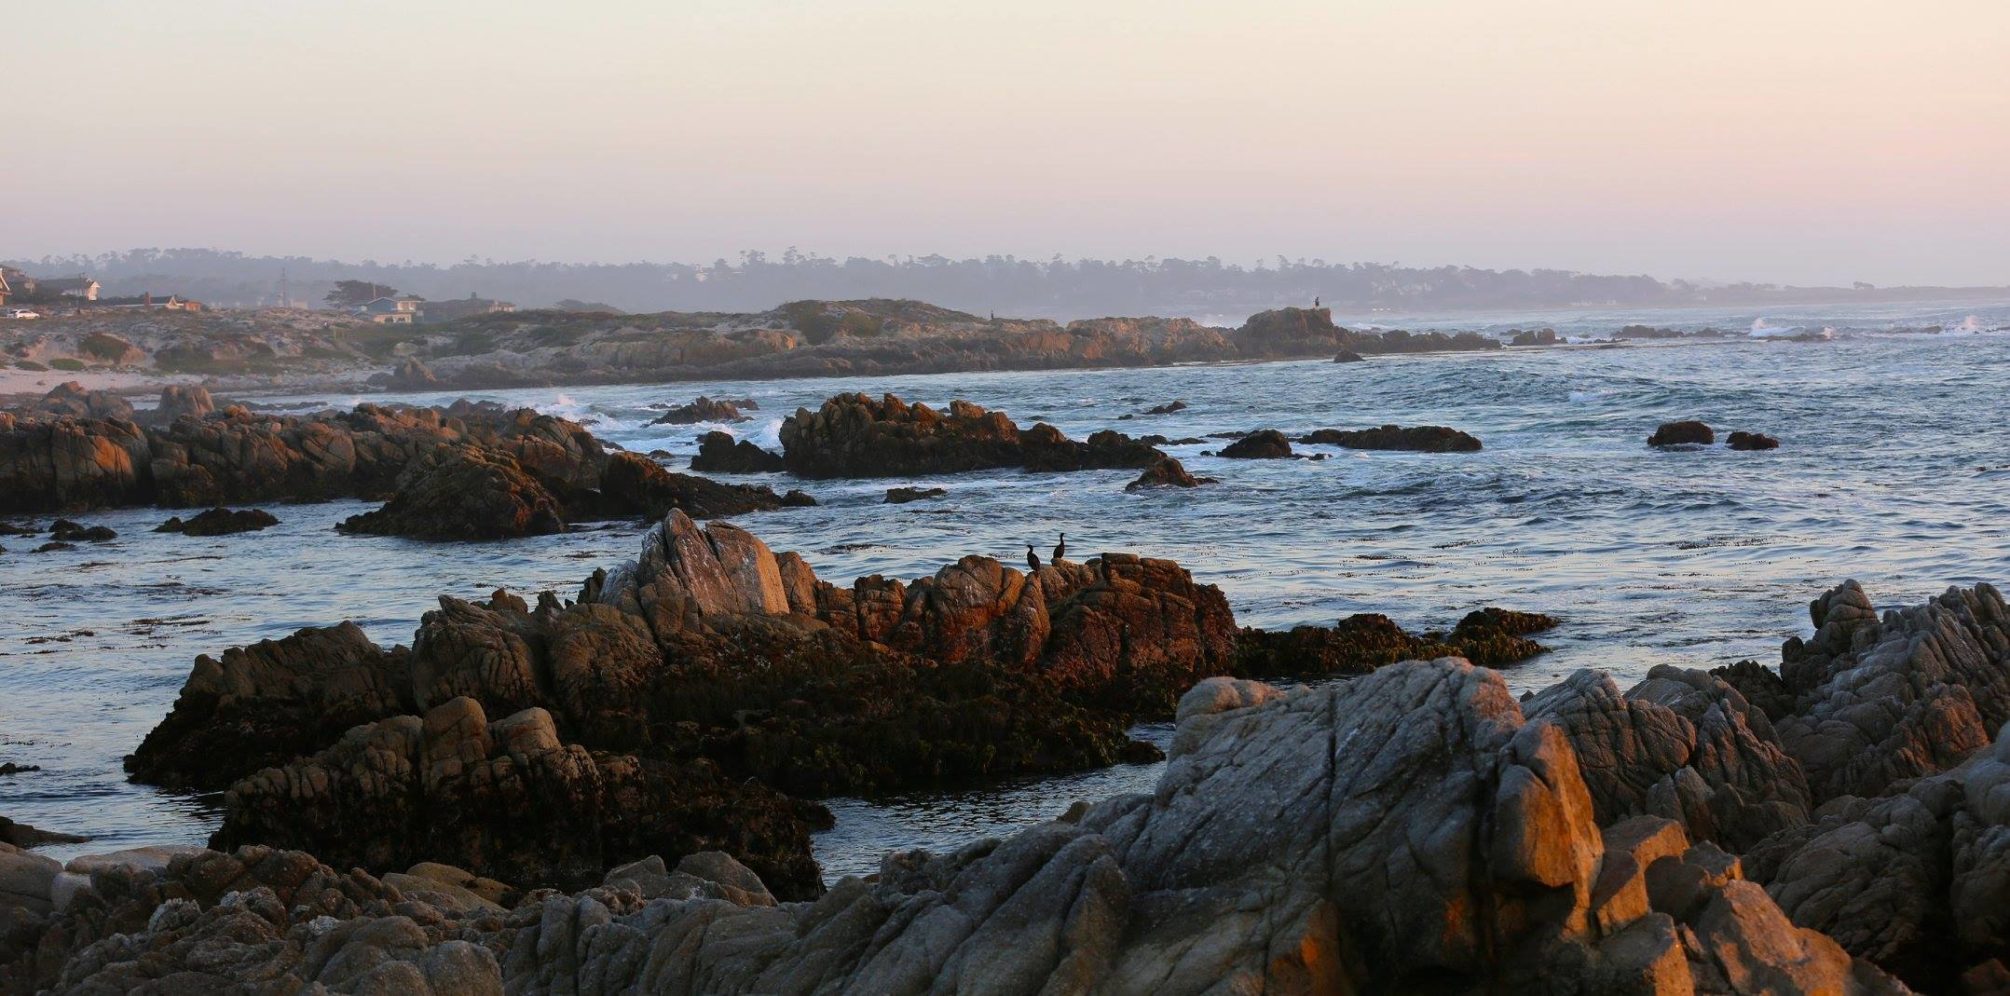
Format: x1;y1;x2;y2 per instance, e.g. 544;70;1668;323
1649;420;1716;447
689;430;786;473
1218;428;1294;459
884;486;946;503
1728;430;1780;451
155;507;279;535
0;400;803;528
1301;424;1484;452
1125;455;1212;490
151;385;215;423
1235;607;1556;678
778;393;1164;478
12;658;1909;993
649;396;750;425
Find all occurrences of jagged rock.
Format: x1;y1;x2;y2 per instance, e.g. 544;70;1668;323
1728;430;1780;451
689;430;786;473
885;486;946;503
339;447;566;540
152;385;215;422
778;393;1162;478
213;697;825;899
1524;666;1814;852
125;621;415;790
1648;420;1715;447
1125;455;1212;490
1333;348;1365;362
1218;428;1293;459
649;396;750;425
154;507;278;535
1774;581;2010;801
1301;424;1483;452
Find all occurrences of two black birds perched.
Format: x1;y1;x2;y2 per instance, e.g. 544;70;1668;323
1026;533;1065;571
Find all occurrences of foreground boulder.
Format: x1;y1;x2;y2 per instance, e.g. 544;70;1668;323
214;696;824;899
778;393;1163;478
18;659;1907;992
1301;424;1483;452
1648;420;1715;447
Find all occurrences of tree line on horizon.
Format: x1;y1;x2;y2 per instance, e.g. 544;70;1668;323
0;247;1958;319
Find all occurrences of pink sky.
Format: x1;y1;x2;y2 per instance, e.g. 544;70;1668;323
9;0;2007;285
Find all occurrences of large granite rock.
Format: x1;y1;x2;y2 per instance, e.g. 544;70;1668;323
1773;581;2010;802
778;393;1163;478
17;659;1904;994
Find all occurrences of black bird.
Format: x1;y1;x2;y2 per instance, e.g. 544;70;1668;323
1052;533;1067;563
1026;544;1041;572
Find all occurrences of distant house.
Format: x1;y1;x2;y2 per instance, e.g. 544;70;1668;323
95;292;204;312
38;276;100;301
419;292;517;323
356;295;425;325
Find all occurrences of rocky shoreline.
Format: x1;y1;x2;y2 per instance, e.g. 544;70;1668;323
4;576;2004;990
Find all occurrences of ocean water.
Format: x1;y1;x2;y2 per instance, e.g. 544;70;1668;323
5;319;2010;882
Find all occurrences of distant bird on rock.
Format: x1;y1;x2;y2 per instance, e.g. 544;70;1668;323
1026;544;1041;572
1052;533;1067;563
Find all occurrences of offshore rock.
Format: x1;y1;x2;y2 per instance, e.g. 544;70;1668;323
688;430;786;473
338;447;566;540
1728;430;1781;451
595;449;798;519
1301;423;1484;452
1648;420;1715;447
1233;608;1557;679
778;393;1163;478
1218;428;1294;459
884;486;946;504
649;396;750;425
1125;455;1212;490
154;506;279;536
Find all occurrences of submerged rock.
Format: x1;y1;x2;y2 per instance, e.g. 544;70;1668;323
1648;420;1715;447
1333;348;1365;362
1301;424;1483;452
48;519;115;542
155;507;279;535
1728;430;1781;451
884;486;946;503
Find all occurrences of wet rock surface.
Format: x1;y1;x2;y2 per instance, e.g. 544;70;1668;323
1234;607;1557;678
1728;430;1781;450
649;395;750;425
884;486;946;504
1125;455;1213;490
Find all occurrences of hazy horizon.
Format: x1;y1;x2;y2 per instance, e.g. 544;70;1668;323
11;1;2008;286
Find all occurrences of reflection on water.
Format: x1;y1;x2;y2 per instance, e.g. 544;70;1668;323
5;320;2010;879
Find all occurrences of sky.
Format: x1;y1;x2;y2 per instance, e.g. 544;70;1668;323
7;0;2008;286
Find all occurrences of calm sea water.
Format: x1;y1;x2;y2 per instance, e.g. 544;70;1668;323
5;304;2009;881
